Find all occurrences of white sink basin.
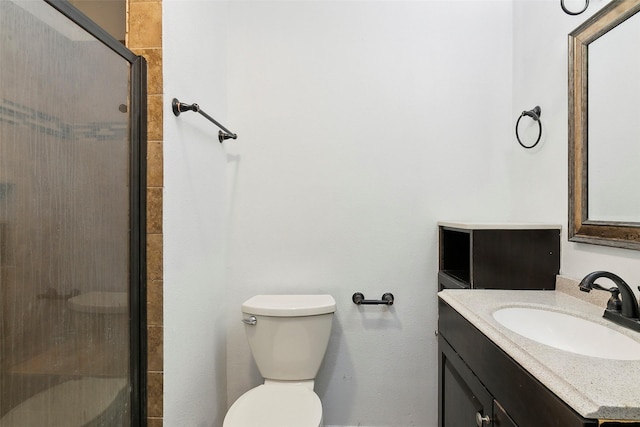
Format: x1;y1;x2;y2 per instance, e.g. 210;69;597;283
492;307;640;360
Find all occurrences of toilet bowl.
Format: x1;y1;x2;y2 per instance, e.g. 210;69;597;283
224;381;323;427
223;294;335;427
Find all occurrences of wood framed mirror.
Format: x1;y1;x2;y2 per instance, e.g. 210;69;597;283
568;0;640;250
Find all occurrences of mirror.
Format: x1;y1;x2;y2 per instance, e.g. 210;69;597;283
569;0;640;250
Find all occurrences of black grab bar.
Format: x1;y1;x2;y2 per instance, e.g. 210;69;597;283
352;292;394;306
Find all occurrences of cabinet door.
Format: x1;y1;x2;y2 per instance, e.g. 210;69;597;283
439;335;493;427
494;400;518;427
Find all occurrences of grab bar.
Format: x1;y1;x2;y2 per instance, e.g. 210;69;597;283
172;98;237;143
352;292;394;306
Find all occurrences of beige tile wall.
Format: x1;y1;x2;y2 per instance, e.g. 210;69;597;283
126;1;164;425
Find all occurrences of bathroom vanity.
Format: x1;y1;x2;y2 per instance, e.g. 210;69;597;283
438;290;640;427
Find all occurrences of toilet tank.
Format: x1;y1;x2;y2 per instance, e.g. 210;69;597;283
242;295;336;381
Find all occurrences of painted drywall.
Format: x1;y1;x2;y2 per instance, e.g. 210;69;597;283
223;2;513;426
163;1;230;426
509;0;640;296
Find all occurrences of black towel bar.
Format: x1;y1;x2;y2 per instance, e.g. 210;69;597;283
172;98;237;143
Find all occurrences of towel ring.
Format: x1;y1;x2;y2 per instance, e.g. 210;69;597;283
515;106;542;149
561;0;589;15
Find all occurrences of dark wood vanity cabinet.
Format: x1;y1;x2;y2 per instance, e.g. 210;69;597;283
438;299;598;427
438;224;560;290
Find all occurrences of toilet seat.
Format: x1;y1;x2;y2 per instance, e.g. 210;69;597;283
223;383;323;427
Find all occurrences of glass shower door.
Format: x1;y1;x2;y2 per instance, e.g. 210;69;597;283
0;1;146;425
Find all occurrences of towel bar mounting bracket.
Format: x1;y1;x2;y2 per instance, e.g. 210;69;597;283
172;97;237;143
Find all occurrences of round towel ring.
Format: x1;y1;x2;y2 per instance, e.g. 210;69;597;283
561;0;589;16
515;106;542;149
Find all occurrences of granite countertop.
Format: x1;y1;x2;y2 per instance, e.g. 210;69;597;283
437;221;562;230
438;289;640;421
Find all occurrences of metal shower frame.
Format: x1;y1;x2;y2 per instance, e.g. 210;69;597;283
42;1;148;424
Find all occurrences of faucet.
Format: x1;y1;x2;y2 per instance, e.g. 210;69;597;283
579;271;640;332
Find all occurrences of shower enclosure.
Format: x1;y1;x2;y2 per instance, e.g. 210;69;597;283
0;1;146;425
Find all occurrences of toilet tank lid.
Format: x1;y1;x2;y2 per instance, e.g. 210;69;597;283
242;295;336;317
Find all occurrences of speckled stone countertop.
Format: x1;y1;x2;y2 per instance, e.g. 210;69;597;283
437;221;562;230
438;289;640;421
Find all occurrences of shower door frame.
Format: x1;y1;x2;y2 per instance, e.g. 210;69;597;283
42;1;148;424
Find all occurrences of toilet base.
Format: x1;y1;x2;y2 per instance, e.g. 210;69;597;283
223;381;323;427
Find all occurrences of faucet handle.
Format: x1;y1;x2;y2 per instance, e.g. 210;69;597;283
606;289;622;313
593;283;622;312
592;283;617;293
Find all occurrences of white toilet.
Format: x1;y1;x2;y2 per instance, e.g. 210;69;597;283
223;294;336;427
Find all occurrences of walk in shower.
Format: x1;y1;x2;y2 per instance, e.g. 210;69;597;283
0;1;146;425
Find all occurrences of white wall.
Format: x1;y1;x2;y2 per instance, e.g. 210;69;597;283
163;2;230;426
509;0;640;293
223;2;512;426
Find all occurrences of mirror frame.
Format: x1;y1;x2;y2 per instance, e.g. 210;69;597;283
568;0;640;250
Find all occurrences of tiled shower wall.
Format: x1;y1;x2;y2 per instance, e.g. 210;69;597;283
126;1;164;425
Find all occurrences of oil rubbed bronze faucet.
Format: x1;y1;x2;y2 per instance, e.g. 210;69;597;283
579;271;640;332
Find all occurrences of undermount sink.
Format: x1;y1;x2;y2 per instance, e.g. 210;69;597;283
492;307;640;360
